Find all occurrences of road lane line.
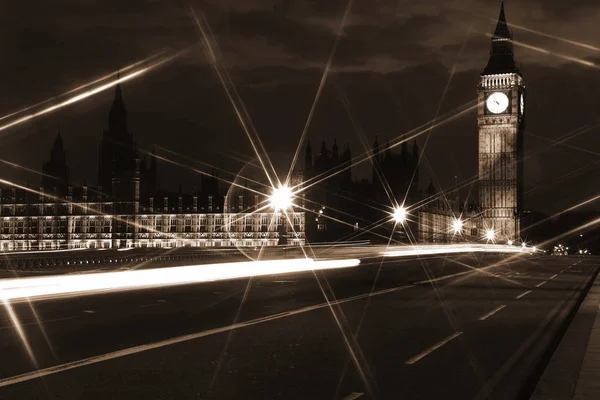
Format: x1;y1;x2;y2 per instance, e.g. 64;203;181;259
515;290;532;300
550;274;558;280
414;270;473;284
82;310;95;314
0;316;79;331
0;284;416;387
536;281;547;288
405;332;463;365
479;305;506;321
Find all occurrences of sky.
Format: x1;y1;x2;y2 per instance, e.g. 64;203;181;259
1;0;600;214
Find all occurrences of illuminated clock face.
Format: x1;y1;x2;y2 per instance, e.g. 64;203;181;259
520;93;524;115
486;92;509;114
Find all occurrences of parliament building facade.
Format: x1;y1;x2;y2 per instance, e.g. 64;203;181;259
0;84;305;251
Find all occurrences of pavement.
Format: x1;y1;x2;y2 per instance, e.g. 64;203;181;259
0;253;597;399
531;256;600;400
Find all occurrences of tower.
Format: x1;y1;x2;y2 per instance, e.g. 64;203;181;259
42;133;69;195
477;2;525;241
98;82;137;194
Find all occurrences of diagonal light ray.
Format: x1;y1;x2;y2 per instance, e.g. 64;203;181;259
0;49;168;124
0;51;183;134
188;6;278;189
285;0;353;187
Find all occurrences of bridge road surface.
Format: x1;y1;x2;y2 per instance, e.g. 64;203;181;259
0;254;597;399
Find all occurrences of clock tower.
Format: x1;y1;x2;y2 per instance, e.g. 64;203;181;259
477;2;525;241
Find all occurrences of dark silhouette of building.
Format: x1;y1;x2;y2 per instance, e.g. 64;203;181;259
303;136;420;243
0;83;304;251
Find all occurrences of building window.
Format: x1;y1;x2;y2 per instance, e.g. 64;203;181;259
74;219;82;233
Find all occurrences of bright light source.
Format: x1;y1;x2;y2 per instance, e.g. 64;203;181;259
507;240;513;246
532;246;537;252
485;229;495;241
393;206;407;224
452;218;463;234
269;185;293;211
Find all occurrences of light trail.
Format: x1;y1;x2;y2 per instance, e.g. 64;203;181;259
295;100;479;194
285;0;353;187
0;258;360;303
2;299;38;367
381;244;534;258
0;51;181;134
188;6;278;189
485;33;598;68
0;50;167;123
504;21;600;53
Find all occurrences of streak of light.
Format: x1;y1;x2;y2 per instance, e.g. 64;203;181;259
295;101;479;194
209;276;254;389
337;87;395;207
0;50;167;123
2;299;38;367
0;158;107;199
150;153;265;196
188;6;278;188
485;33;598;68
24;299;59;360
310;267;376;398
404;22;472;209
285;0;353;187
0;258;361;303
150;145;269;190
504;21;600;53
0;283;414;389
0;178;186;248
381;244;533;258
0;51;181;134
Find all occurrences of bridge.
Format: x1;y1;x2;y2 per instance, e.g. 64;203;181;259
0;245;596;399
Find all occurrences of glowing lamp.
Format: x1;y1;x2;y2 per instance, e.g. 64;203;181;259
507;240;513;246
393;206;407;224
269;185;293;211
452;218;463;234
485;229;495;241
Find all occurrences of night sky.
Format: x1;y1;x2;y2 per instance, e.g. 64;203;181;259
0;0;599;214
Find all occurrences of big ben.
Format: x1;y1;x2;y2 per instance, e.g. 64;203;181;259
477;2;524;242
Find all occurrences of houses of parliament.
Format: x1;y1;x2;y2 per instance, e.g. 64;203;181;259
0;2;523;251
0;84;305;251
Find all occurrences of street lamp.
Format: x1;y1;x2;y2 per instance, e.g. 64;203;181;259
507;240;513;246
452;218;463;234
485;229;495;241
393;206;407;224
269;185;293;211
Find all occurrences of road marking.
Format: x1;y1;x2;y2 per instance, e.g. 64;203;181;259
536;281;547;288
479;305;506;321
342;393;364;400
82;310;95;314
0;316;78;331
0;284;416;387
405;332;463;365
414;270;473;284
515;290;532;300
549;274;558;280
156;299;167;303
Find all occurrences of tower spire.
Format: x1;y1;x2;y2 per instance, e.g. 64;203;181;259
493;2;511;39
483;2;517;75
